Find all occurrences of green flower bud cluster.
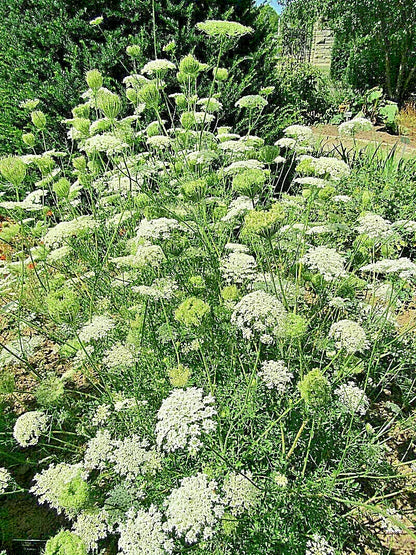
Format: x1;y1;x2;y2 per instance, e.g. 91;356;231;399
35;374;65;406
168;364;191;387
232;168;267;196
0;156;26;185
86;69;103;90
53;178;71;198
31;110;46;129
44;530;87;555
242;203;285;238
22;132;35;147
137;83;160;109
57;474;90;513
46;286;80;323
96;89;122;120
174;297;210;327
298;369;330;408
126;44;141;58
213;67;228;81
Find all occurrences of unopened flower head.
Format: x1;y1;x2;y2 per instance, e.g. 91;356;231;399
13;411;49;447
156;387;216;454
164;473;224;544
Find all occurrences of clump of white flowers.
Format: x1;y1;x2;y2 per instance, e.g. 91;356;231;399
83;430;113;470
283;124;314;143
0;467;11;494
306;534;336;555
235;95;268;110
338;117;373;136
141;59;176;75
223;471;260;516
103;343;135;369
360;257;416;279
221;196;254;222
300;246;347;281
258;360;293;393
110;435;161;479
72;510;109;552
356;213;393;240
231;290;287;344
155;387;216;454
118;506;174;555
335;382;369;415
329;320;369;354
13;411;49;447
132;278;178;300
78;315;115;343
30;463;88;515
43;216;99;247
136;217;183;241
220;251;257;284
164;473;224;544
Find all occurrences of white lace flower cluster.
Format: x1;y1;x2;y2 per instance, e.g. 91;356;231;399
72;510;109;552
103;343;135;369
142;59;176;75
335;382;369;415
43;216;99;247
110;243;166;269
0;189;46;211
306;534;336;555
132;278;178;300
310;156;350;180
283;124;314;144
30;463;88;515
155;387;216;454
78;315;115;343
329;319;369;354
118;506;174;555
0;467;11;494
83;430;113;470
110;435;161;480
338;117;373;136
259;360;293;393
81;133;128;155
300;246;347;281
356;213;394;240
220;251;257;284
164;473;224;544
13;411;49;447
223;471;260;516
360;257;416;279
231;290;287;344
136;217;183;241
221;196;254;222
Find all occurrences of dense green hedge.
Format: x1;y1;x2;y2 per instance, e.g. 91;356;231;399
0;0;280;154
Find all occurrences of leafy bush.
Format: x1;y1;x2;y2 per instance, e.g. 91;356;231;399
1;17;416;555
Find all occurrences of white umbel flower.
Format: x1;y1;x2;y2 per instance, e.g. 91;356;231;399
164;473;224;544
220;252;257;284
259;360;293;393
141;59;176;75
306;534;336;555
360;257;416;279
136;217;183;241
231;290;287;343
110;435;161;480
329;319;369;354
118;505;174;555
0;467;11;494
13;411;49;447
72;510;109;552
300;246;346;281
83;430;113;470
335;382;369;415
78;315;115;343
155;387;216;454
356;213;393;240
223;471;260;516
